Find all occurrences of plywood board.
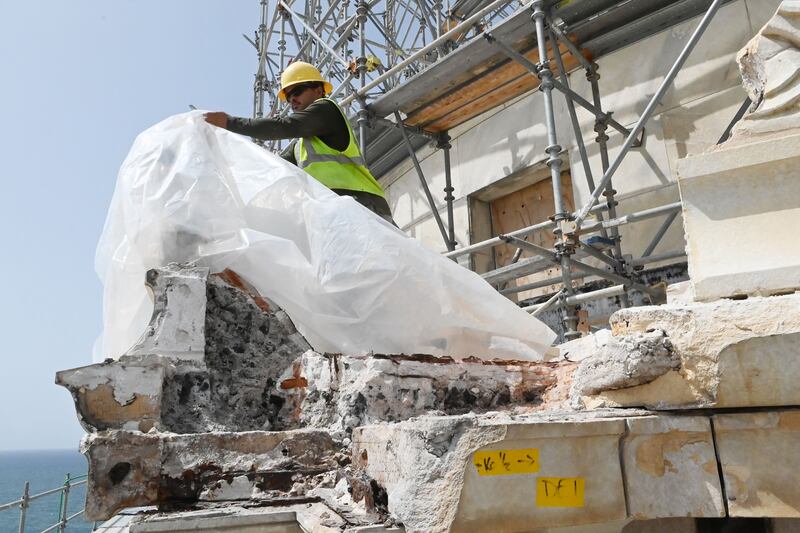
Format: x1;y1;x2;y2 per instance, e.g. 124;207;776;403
490;172;576;302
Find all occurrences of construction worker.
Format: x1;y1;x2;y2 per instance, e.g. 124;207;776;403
204;61;395;225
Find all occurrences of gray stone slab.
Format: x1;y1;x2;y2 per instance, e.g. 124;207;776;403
714;411;800;518
623;416;724;519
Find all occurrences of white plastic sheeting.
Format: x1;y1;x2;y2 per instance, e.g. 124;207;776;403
96;112;556;361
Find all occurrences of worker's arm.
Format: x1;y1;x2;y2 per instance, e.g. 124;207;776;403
214;100;343;143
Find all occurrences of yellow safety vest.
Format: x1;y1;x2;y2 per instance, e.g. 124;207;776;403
294;98;385;198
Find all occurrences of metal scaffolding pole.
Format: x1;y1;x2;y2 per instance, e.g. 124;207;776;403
483;33;631;138
523;284;628;314
500;274;575;296
530;289;565;318
500;235;656;298
357;0;370;158
395;111;454;251
444;202;610;260
254;0;272;119
574;0;725;227
585;60;629;307
342;0;511;105
641;211;679;258
531;0;578;339
438;132;457;249
477;202;679;286
547;27;610;242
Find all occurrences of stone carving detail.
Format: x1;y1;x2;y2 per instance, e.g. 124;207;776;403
734;1;800;136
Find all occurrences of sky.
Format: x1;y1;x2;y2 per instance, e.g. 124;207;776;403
0;1;260;451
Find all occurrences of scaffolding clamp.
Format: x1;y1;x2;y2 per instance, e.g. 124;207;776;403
558;219;578;239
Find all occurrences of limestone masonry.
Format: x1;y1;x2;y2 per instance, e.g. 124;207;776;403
57;262;800;532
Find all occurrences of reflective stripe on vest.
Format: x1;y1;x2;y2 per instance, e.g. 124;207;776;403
294;98;385;198
300;148;367;168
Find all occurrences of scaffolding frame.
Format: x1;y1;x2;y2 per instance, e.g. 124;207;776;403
246;0;742;339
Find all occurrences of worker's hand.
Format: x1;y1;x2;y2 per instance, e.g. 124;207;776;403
204;111;229;129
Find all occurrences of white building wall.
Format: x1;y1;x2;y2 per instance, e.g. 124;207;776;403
379;0;780;263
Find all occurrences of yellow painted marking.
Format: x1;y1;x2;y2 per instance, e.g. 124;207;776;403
473;448;540;476
536;477;585;507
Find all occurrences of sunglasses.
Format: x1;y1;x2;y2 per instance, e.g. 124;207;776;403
284;83;317;100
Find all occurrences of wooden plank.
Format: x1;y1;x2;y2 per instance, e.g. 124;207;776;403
398;37;539;116
422;71;537;132
403;41;585;132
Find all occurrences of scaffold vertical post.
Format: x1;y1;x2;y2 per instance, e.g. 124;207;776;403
531;0;578;340
58;473;71;533
356;0;370;160
278;5;287;83
17;481;29;533
254;0;270;120
547;26;609;242
586;61;629;307
395;112;454;251
439;132;457;249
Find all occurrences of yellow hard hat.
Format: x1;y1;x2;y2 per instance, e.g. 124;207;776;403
279;61;333;101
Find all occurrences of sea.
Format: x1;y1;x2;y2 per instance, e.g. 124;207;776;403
0;449;94;532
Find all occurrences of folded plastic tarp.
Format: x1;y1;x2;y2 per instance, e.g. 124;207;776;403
96;111;556;361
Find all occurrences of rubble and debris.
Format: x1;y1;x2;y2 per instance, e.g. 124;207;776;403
275;350;575;437
570;330;677;400
587;292;800;409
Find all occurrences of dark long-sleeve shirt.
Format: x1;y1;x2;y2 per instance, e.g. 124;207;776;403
226;99;349;165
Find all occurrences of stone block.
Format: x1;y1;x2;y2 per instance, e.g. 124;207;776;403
82;431;162;521
58;265;313;434
56;355;166;432
451;416;628;532
126;264;208;361
124;502;405;533
579;293;800;409
771;518;800;533
623;416;724;519
571;330;678;399
677;131;800;301
133;510;303;533
665;281;695;305
82;429;340;520
557;329;613;362
353;411;745;532
714;411;800;518
354;412;632;532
